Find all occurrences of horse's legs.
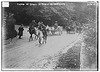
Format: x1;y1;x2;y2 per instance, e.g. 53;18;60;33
69;30;70;34
44;36;47;44
31;35;33;41
42;35;47;44
29;36;30;41
66;29;68;34
29;36;31;42
38;37;41;47
34;35;37;40
45;36;47;44
35;35;38;40
67;29;69;34
29;34;33;42
49;31;51;35
59;29;62;35
19;35;21;39
39;37;42;44
59;30;60;35
60;31;62;35
42;36;45;44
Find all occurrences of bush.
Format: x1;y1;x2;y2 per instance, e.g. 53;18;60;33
82;21;97;69
5;15;17;40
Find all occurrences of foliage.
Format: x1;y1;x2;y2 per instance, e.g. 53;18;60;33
55;45;81;70
82;21;97;69
4;12;17;40
4;2;96;26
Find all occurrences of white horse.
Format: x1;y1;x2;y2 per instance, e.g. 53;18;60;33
46;25;63;35
35;27;47;45
46;25;52;35
57;26;63;35
51;26;63;35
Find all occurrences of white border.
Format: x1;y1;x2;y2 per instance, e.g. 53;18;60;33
0;0;99;72
0;0;98;2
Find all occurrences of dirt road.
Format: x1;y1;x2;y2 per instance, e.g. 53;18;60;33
2;28;80;70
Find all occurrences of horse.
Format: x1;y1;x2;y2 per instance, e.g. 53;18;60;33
36;28;47;45
46;25;52;35
51;26;55;35
28;27;38;42
42;28;47;44
65;26;75;34
50;26;63;35
57;26;63;35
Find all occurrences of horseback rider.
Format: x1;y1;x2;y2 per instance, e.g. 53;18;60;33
38;21;46;31
29;20;37;28
54;21;58;30
28;20;38;41
38;21;47;43
29;20;37;33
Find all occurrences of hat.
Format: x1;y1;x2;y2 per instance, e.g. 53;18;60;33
32;20;35;22
21;24;23;26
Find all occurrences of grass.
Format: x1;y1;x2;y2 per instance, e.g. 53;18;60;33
55;43;81;70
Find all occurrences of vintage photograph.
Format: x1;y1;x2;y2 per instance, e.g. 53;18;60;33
1;1;98;71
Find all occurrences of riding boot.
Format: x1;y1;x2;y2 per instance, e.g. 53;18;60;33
19;36;21;39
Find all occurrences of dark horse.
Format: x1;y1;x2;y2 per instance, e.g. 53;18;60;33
28;27;38;42
66;26;75;34
66;26;71;34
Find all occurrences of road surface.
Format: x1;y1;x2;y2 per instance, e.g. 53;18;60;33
2;27;80;69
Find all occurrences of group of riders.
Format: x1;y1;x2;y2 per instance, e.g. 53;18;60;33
27;20;64;45
28;20;48;44
65;25;82;34
18;20;83;45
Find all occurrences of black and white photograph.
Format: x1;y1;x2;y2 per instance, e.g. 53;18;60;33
1;1;98;71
